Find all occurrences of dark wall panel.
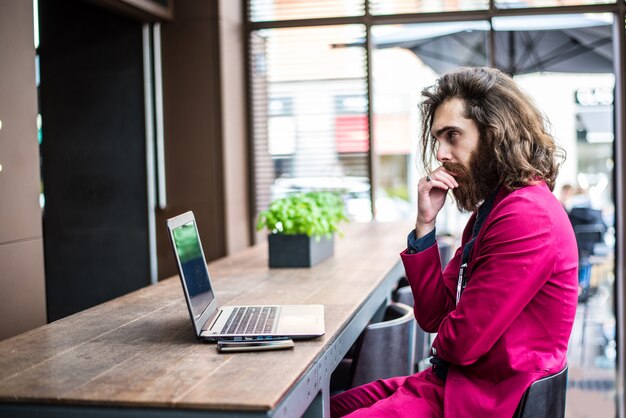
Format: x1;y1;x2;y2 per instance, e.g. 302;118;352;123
156;0;226;279
39;0;150;321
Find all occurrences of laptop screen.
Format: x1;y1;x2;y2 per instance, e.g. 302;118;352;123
172;220;215;319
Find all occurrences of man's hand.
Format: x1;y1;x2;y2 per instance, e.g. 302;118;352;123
415;167;458;238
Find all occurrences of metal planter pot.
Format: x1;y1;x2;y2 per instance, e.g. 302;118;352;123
268;234;334;268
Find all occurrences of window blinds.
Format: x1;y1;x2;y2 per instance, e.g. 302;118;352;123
249;24;372;223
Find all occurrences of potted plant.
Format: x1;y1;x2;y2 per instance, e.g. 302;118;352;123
256;191;349;268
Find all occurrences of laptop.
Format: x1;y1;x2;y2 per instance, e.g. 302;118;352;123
166;211;325;341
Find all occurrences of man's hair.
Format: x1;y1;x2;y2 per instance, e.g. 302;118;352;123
419;66;565;191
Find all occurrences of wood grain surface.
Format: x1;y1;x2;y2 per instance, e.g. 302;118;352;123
0;221;411;411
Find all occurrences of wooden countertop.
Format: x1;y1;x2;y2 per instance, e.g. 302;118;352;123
0;221;411;412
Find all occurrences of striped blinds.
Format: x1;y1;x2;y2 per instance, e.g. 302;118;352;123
369;0;488;15
249;0;365;22
495;0;614;8
249;24;371;224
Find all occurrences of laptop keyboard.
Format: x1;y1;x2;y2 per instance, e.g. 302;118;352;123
220;306;277;335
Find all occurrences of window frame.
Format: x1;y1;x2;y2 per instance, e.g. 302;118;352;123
243;6;626;417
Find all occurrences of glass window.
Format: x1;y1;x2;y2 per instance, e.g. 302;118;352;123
249;0;365;22
501;13;616;413
246;3;622;415
496;0;615;9
371;22;489;226
371;18;617;413
250;25;372;227
369;0;488;15
515;70;616;415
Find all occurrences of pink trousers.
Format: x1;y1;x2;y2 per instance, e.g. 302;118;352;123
330;369;444;418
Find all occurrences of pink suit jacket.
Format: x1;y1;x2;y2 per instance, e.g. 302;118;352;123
400;182;578;417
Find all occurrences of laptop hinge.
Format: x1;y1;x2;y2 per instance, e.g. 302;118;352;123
203;309;223;333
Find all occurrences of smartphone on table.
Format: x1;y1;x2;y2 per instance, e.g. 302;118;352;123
216;336;294;353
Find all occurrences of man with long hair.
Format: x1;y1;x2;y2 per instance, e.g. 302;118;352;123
331;67;578;417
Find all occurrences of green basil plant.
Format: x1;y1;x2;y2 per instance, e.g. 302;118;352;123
256;191;349;239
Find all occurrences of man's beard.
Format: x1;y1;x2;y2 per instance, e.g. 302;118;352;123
443;144;500;213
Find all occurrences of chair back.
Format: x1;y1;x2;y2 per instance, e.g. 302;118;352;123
394;286;430;368
350;302;415;388
514;365;568;418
